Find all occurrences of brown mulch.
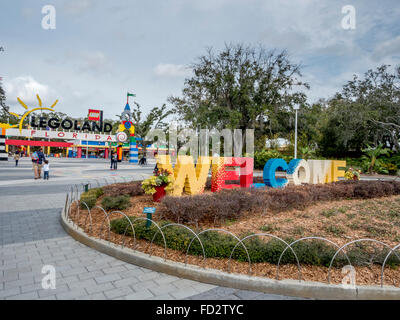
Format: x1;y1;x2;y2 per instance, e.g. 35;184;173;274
68;194;400;287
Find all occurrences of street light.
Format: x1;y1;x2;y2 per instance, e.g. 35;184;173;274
293;105;300;159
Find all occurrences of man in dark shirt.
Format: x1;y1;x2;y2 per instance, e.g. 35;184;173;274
33;148;46;179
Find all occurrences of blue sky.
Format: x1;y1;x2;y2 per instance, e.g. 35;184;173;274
1;0;399;119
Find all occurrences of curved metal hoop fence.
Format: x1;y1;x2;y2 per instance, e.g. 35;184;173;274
148;223;206;264
276;236;352;282
186;228;251;273
127;217;168;260
381;243;400;287
328;238;400;285
227;233;301;278
63;176;400;287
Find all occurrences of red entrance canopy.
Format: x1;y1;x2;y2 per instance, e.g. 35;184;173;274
6;139;73;148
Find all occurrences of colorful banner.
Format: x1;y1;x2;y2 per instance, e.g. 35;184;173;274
5;128;116;142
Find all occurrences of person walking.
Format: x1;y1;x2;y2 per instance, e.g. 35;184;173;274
14;151;20;167
139;153;147;165
112;152;118;170
43;160;50;180
153;151;159;174
31;150;39;179
110;152;114;170
31;148;46;179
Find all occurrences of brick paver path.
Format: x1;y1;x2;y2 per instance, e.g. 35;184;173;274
0;158;296;300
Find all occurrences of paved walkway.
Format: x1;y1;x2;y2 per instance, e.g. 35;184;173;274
0;157;296;300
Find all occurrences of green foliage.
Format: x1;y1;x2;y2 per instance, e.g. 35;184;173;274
389;154;400;168
110;218;400;267
259;224;277;232
168;43;309;150
321;209;337;218
141;170;174;195
299;146;316;160
80;188;104;209
254;149;283;169
382;163;398;175
0;78;12;123
80;195;97;209
101;195;131;210
166;59;400;158
319;65;400;156
361;144;391;174
324;225;345;236
129;102;174;154
91;188;104;198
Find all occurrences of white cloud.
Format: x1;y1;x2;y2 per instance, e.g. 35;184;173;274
154;63;191;78
63;0;94;15
79;51;111;74
372;35;400;61
4;76;58;110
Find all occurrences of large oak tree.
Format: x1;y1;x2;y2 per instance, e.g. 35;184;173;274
168;43;309;147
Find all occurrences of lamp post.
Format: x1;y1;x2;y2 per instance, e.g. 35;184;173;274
293;105;300;159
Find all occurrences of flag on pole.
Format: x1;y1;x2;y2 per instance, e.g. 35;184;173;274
127;92;136;104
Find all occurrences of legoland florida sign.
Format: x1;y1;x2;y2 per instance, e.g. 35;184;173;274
156;156;346;196
2;95;117;142
5;128;116;142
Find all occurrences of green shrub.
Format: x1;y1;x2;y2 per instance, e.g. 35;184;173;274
110;218;400;267
381;163;398;175
321;209;337;218
259;224;276;232
101;195;131;210
102;182;144;197
80;188;104;209
324;225;345;236
80;195;97;209
254;149;283;170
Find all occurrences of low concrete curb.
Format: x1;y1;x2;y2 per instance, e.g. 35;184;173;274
60;211;400;300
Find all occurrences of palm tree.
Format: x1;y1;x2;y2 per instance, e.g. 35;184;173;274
361;144;390;174
299;146;316;160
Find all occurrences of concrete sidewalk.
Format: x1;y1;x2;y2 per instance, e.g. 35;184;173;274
0;159;294;300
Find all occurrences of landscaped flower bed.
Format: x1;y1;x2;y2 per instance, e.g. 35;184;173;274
70;179;400;287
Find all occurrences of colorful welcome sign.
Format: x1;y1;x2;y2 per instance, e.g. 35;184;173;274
156;156;346;196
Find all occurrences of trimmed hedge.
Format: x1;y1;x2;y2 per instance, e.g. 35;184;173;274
102;181;144;197
110;218;400;268
162;181;400;224
80;188;104;209
101;195;131;211
79;181;142;209
254;149;285;170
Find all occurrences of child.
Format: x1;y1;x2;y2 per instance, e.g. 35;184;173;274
43;160;50;180
14;152;20;167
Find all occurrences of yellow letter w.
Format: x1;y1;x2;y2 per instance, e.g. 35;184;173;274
156;155;211;196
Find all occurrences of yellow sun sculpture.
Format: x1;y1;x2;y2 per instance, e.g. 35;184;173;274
0;123;16;135
0;94;59;134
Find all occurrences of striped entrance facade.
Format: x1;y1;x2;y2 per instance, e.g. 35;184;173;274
129;136;138;164
0;135;7;161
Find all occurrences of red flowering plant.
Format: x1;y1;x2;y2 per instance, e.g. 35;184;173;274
142;169;174;195
344;167;361;181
